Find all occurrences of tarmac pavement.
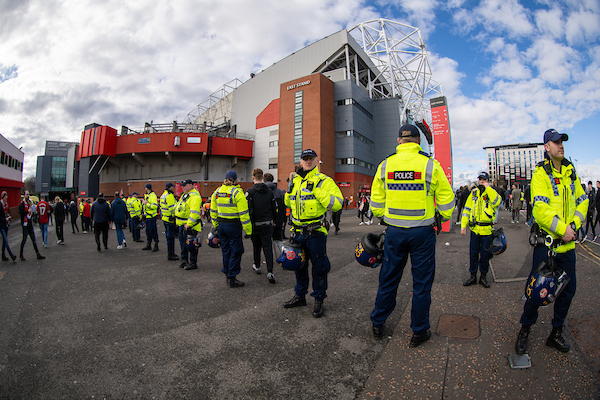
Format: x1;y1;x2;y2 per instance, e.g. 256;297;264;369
0;209;598;399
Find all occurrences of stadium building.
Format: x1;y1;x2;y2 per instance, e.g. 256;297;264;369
0;134;24;216
484;143;545;188
71;19;450;201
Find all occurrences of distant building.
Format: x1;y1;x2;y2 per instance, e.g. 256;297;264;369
484;143;545;188
35;140;79;200
0;134;25;216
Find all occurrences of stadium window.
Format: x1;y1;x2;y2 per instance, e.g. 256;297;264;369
269;163;277;169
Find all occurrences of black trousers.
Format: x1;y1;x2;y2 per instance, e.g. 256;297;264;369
71;216;79;233
56;220;64;242
585;212;596;238
251;223;274;273
20;223;39;255
94;221;109;248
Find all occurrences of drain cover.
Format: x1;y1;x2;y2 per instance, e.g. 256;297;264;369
436;314;480;339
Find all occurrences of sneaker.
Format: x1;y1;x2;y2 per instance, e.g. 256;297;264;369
44;244;48;248
57;240;61;245
594;235;598;241
359;222;364;226
581;237;587;243
117;245;123;250
511;221;515;224
252;264;261;274
267;272;276;284
123;240;127;248
83;231;87;234
36;254;45;260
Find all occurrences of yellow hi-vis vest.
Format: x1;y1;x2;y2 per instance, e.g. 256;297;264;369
128;197;142;218
210;184;252;235
284;166;343;235
175;191;192;227
532;158;588;253
370;143;455;227
144;192;158;218
185;189;202;232
461;186;501;236
160;190;176;222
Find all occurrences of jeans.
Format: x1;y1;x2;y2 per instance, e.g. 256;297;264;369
371;225;436;333
219;221;244;278
1;227;14;258
251;223;274;273
469;231;492;275
39;223;48;245
115;223;125;245
292;230;331;301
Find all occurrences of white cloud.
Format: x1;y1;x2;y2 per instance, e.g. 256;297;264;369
474;0;535;37
534;7;564;39
565;6;600;45
527;38;580;85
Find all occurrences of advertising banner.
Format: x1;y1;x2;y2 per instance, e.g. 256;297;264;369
430;96;453;232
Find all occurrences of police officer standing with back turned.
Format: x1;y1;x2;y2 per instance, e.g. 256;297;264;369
142;183;159;251
369;124;454;345
182;180;202;271
160;182;178;261
515;129;588;355
283;149;343;318
461;171;501;288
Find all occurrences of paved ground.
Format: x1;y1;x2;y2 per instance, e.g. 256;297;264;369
0;209;598;399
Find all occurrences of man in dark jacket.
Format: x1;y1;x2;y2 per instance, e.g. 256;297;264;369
264;173;286;241
1;191;16;262
246;168;277;284
110;192;128;249
69;200;79;233
91;193;111;252
18;190;45;260
54;197;66;245
583;181;596;242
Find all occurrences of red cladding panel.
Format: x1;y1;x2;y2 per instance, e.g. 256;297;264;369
256;99;280;129
115;132;209;154
210;137;253;159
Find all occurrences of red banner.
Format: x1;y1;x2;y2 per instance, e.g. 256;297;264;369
430;96;453;232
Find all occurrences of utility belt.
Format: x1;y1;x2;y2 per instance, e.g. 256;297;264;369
468;220;492;227
254;220;272;226
217;217;240;224
529;221;575;249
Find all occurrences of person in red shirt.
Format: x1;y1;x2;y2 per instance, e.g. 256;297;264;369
37;198;50;248
82;199;92;233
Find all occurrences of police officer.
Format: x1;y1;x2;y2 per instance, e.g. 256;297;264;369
369;124;454;345
210;171;252;287
142;183;159;251
515;129;588;355
175;180;194;269
160;182;178;261
182;180;203;270
461;171;501;288
283;149;343;318
128;192;143;242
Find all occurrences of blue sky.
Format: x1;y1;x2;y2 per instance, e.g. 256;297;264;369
0;0;598;187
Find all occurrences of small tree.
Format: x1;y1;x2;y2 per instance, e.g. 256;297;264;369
23;176;35;193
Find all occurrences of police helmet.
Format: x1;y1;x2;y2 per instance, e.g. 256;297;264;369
486;228;507;255
206;230;220;248
355;232;385;268
275;241;306;271
525;261;570;306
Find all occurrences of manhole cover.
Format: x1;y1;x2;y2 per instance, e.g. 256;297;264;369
436;314;480;339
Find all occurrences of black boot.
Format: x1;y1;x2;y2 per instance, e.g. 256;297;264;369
373;324;384;339
409;330;431;348
142;243;152;250
283;295;307;308
228;277;245;288
546;326;570;352
479;274;491;288
463;274;477;286
152;243;159;252
313;299;324;318
515;325;530;354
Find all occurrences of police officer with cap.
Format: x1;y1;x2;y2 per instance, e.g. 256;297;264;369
160;182;178;261
174;180;201;269
283;149;343;318
142;183;159;251
181;180;202;270
128;192;143;242
369;124;455;345
461;171;501;288
514;128;588;355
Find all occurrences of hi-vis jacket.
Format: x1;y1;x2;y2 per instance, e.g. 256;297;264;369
461;186;501;236
174;188;202;232
532;158;588;253
284;166;343;235
210;184;252;236
144;191;159;218
127;197;142;218
370;143;455;227
160;190;176;222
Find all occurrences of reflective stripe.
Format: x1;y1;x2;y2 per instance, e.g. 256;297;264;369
491;194;501;207
576;194;587;206
316;180;324;188
425;159;434;194
220;212;241;217
437;201;454;211
533;196;550;205
241;219;251;225
384;215;435;227
550;216;559;232
328;195;336;209
389;208;426;217
190;210;201;215
380;160;387;180
464;207;471;212
575;210;585;222
300;195;316;200
219;203;237;208
548;171;559;196
387;183;424;191
289;195;297;201
370;201;384;209
239;209;249;215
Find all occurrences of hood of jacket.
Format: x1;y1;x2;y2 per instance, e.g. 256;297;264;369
253;182;270;193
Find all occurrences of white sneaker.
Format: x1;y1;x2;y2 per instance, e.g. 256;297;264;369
122;240;127;247
359;222;364;225
267;272;276;284
511;221;515;224
83;231;87;234
581;237;587;243
117;245;123;250
44;243;48;248
252;264;261;274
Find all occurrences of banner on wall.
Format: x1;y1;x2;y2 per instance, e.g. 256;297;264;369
430;96;453;233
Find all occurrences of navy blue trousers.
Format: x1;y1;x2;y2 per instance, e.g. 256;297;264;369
145;217;159;244
178;226;189;262
163;221;176;255
520;246;577;328
293;231;330;300
371;225;436;334
219;222;244;278
469;231;492;275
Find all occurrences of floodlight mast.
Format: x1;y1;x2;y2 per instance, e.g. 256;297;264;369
349;19;443;126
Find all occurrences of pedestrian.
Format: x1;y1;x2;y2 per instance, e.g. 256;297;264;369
91;193;111;252
129;192;143;242
142;183;159;251
455;186;469;224
37;197;50;248
54;196;66;245
524;184;533;226
246;168;277;284
82;199;92;233
0;191;16;262
505;188;511;212
160;182;178;260
582;181;596;242
283;149;343;318
264;173;286;242
174;180;201;269
110;192;128;249
515;129;588;355
180;180;202;271
369;124;454;345
18;190;45;260
69;200;79;233
461;172;501;288
511;184;522;223
210;170;252;288
332;208;342;234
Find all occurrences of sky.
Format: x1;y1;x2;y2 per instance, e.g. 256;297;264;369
1;0;599;189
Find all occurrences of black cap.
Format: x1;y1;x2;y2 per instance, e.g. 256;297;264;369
132;191;139;195
300;149;317;159
144;183;152;190
477;171;490;181
181;179;194;186
165;182;174;188
544;129;569;144
98;192;104;198
399;124;420;137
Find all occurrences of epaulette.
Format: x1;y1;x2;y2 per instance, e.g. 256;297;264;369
418;150;430;157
